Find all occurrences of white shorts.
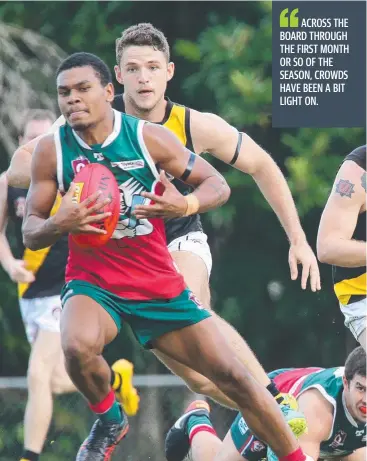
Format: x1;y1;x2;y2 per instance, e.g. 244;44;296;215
19;295;62;344
340;298;367;341
168;231;212;278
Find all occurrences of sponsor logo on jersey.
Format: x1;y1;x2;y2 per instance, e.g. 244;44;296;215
111;160;145;171
71;156;90;174
330;430;347;449
93;152;104;161
238;417;248;435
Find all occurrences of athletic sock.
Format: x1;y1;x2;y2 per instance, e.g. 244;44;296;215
110;370;122;391
266;380;285;404
20;449;39;461
89;389;124;424
280;447;306;461
186;414;217;445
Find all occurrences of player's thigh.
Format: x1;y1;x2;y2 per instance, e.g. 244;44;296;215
60;285;118;354
153;315;246;384
153;348;211;392
169;232;212;309
214;431;248;461
171;250;211;308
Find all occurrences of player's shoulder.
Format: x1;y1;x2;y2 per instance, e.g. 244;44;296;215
32;133;57;163
313;367;344;396
188;108;235;136
343;145;366;171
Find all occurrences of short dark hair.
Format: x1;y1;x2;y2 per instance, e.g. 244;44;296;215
20;109;56;137
345;346;366;382
56;52;112;86
116;23;170;65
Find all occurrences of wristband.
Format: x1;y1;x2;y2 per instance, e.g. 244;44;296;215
183;194;200;216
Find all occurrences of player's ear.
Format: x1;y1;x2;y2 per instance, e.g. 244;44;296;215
105;82;115;103
114;65;123;85
167;61;175;82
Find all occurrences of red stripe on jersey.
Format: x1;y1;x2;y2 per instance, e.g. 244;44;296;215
273;368;324;396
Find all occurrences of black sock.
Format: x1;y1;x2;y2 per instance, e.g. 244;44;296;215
266;380;283;403
110;370;122;390
21;450;40;461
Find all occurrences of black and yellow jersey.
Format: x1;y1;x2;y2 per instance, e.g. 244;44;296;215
333;145;366;304
113;95;203;244
7;187;68;299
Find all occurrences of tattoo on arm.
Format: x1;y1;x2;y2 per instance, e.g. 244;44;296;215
361;172;366;192
335;179;355;198
205;176;228;206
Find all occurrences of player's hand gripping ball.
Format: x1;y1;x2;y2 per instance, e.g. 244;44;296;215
71;163;120;247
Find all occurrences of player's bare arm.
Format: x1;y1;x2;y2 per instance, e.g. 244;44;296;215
7;115;66;189
296;389;334;460
22;135;110;251
133;122;230;219
0;173;35;283
6;137;39;189
190;109;320;292
343;447;366;461
317;160;366;267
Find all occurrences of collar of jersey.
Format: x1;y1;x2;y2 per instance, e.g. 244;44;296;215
117;94;174;125
71;109;121;150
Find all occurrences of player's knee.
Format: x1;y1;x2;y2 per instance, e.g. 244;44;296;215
62;335;96;368
51;377;74;395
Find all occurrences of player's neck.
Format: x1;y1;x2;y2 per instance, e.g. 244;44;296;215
123;94;167;123
76;109;115;146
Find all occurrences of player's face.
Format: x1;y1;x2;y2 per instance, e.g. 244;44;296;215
19;119;53;144
343;374;366;422
115;46;174;112
57;66;114;131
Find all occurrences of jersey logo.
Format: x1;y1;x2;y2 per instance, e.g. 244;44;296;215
330;430;347;449
112;177;153;240
250;440;266;453
71;156;90;174
93;152;104;161
111;160;145;171
189;292;204;309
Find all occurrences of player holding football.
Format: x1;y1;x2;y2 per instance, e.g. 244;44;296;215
23;52;310;461
164;347;366;461
8;23;320;424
